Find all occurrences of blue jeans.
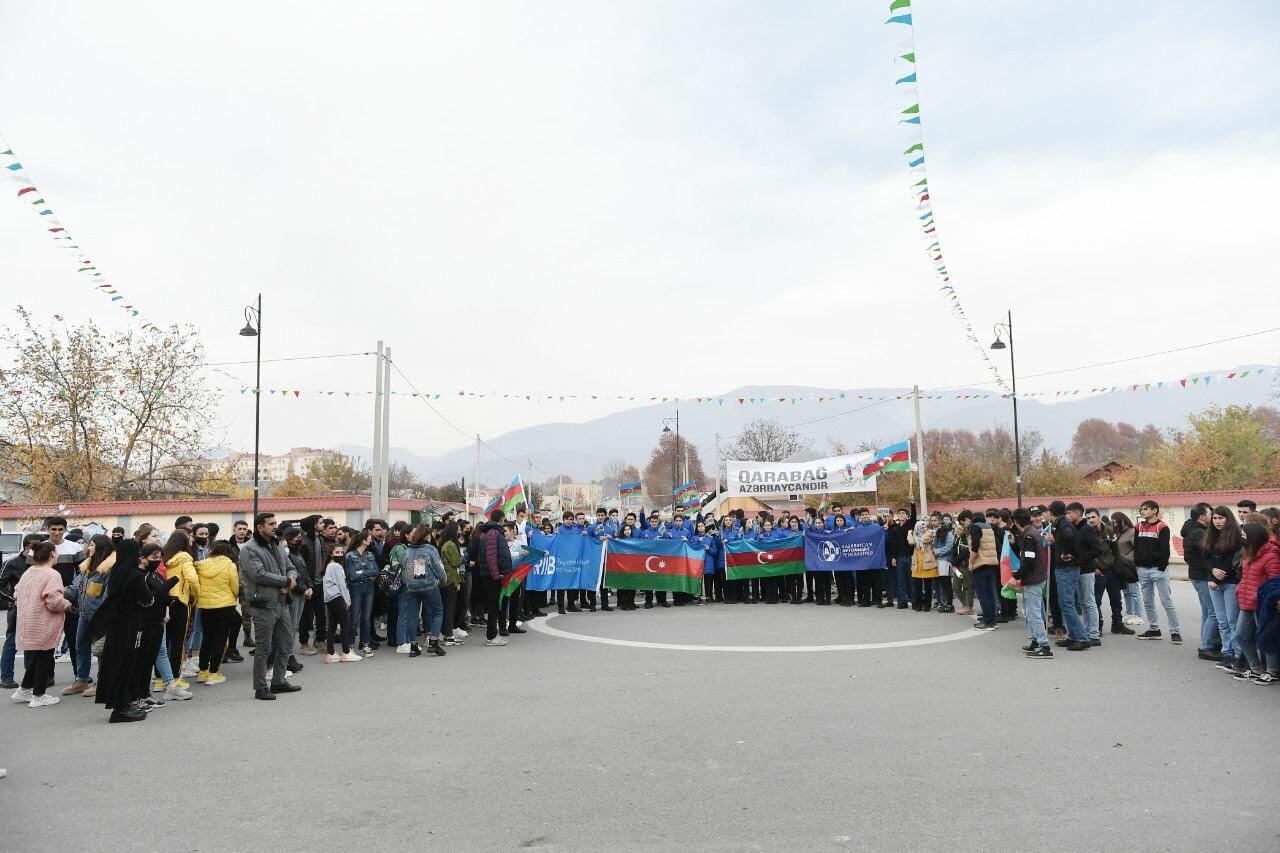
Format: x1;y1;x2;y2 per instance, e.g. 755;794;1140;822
1208;583;1239;660
894;556;912;603
1235;609;1279;672
2;612;16;682
1190;579;1218;651
421;586;443;638
1123;582;1142;618
186;608;203;654
397;588;424;645
153;625;174;683
351;584;375;646
1138;567;1180;633
1022;581;1050;647
74;612;95;683
971;566;1000;627
1078;572;1100;641
1055;567;1085;641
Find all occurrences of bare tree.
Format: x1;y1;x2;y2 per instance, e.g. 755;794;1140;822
724;419;808;464
0;308;215;501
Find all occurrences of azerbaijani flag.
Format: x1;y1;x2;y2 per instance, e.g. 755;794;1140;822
862;440;910;478
480;475;526;520
677;491;702;510
724;534;806;580
500;545;547;603
604;539;704;594
674;481;696;497
999;534;1021;594
619;481;642;496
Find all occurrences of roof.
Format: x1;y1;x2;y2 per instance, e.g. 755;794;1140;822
928;488;1280;514
0;494;434;520
1074;460;1135;477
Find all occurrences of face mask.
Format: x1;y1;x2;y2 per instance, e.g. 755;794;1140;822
146;559;162;571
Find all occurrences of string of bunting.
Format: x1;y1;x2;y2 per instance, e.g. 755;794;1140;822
5;368;1267;404
2;137;162;334
885;1;1007;392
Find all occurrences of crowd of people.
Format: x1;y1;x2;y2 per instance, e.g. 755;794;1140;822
3;496;1279;722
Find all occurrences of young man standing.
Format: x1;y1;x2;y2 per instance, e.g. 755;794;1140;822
1181;503;1216;657
1088;508;1133;636
239;512;301;700
1134;500;1181;643
1048;501;1089;651
45;517;84;663
966;508;1001;631
225;519;252;662
1013;508;1052;658
1068;503;1104;646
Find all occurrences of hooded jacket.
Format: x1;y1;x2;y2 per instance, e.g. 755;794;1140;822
1180;520;1211;580
195;555;239;609
166;550;201;606
477;522;513;581
299;515;328;587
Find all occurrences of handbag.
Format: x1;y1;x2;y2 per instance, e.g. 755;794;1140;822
1113;556;1138;584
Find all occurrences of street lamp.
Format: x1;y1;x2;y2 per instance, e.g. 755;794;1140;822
240;295;262;520
662;409;680;514
990;309;1022;508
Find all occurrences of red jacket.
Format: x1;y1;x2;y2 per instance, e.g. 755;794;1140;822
1236;538;1280;612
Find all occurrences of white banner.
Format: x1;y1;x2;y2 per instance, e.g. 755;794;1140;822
727;452;877;497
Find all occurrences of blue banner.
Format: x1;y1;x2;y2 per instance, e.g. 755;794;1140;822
804;525;886;572
526;532;605;591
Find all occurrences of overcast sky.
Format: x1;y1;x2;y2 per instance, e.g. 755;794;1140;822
3;1;1277;464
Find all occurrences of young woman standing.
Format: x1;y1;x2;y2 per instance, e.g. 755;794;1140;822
1203;506;1242;669
195;541;241;685
11;542;72;708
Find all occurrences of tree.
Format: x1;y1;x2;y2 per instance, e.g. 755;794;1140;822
0;308;214;501
642;433;707;503
724;419;808;467
1122;405;1280;491
599;457;633;496
387;461;431;499
1069;418;1164;465
272;467;319;497
430;478;466;503
308;454;372;493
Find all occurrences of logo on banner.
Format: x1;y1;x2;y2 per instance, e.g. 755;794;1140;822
820;541;840;562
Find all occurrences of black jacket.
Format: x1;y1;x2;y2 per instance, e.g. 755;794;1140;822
1180;521;1211;580
1;553;30;611
1207;544;1243;586
1075;519;1106;572
1050;516;1081;569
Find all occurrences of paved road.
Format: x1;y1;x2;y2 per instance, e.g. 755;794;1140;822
3;581;1276;852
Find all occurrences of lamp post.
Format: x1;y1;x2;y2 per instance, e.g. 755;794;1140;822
990;309;1022;508
239;295;262;520
662;409;680;515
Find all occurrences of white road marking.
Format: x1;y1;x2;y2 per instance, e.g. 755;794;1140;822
526;613;990;652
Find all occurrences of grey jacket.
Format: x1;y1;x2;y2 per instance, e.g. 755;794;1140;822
239;534;291;607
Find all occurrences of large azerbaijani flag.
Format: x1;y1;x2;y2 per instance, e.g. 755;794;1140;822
861;440;910;478
619;480;642;496
480;475;526;520
674;480;696;498
500;545;547;603
724;534;806;580
604;539;704;594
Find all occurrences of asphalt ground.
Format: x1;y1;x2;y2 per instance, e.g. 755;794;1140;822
2;580;1277;852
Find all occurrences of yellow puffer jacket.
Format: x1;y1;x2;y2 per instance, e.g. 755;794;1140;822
912;527;939;578
195;555;239;609
166;551;201;605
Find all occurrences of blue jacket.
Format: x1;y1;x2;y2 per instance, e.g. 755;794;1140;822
345;550;379;586
639;528;664;541
718;527;741;568
400;543;447;593
690;533;719;575
557;523;584;537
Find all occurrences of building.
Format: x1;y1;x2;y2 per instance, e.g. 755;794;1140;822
208;447;343;485
1076;460;1136;486
0;495;479;539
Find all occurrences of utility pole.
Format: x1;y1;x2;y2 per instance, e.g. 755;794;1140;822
473;434;481;522
913;384;929;517
379;345;392;518
714;432;721;505
371;341;384;518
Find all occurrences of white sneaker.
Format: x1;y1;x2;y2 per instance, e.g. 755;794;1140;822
340;651;363;662
395;643;412;655
53;652;70;664
453;628;468;639
180;659;200;678
10;688;34;704
283;670;292;678
28;693;60;708
1123;615;1144;626
324;654;339;664
164;682;193;701
484;637;509;647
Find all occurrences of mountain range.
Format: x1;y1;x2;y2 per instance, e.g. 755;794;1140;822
337;366;1275;487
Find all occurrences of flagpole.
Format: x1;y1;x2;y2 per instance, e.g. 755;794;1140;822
913;384;929;517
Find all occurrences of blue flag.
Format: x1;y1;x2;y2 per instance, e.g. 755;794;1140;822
804;525;887;572
526;532;605;591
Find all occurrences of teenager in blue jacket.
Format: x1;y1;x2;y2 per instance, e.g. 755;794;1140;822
690;521;718;604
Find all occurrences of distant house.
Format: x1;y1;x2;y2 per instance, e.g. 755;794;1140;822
1076;460;1135;485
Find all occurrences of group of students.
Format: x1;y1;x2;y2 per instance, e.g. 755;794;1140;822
3;495;1279;722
